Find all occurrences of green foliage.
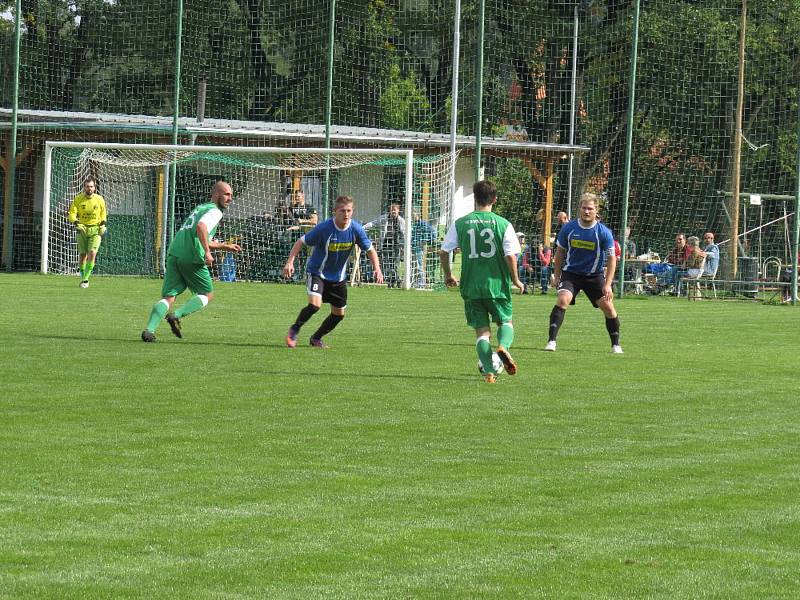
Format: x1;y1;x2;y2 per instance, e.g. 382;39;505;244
378;63;433;131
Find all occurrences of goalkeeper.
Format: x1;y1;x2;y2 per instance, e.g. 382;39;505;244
141;181;241;342
67;178;107;288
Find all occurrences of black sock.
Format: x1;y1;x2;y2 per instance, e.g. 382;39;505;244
312;313;344;340
605;316;620;346
548;306;565;341
292;304;319;331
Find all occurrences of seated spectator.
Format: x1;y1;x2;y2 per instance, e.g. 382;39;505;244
685;236;706;278
664;232;692;291
666;233;692;267
684;236;706;299
702;232;720;277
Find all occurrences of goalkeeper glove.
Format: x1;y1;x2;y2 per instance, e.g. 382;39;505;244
99;225;107;236
75;223;87;235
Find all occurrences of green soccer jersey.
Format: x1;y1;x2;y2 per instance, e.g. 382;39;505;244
168;202;223;263
441;210;520;301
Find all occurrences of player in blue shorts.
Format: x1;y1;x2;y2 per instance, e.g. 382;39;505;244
283;195;384;348
545;193;623;354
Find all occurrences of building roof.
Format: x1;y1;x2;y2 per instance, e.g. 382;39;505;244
1;108;590;157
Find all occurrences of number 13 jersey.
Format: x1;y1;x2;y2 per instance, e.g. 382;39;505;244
441;210;521;301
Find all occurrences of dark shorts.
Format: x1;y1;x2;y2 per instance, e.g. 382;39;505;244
306;274;348;309
557;270;606;308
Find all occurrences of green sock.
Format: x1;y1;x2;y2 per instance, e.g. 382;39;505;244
498;323;514;349
174;295;208;319
83;261;95;280
476;337;495;374
146;299;170;332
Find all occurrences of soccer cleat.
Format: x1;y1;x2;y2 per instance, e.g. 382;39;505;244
496;345;517;376
544;340;557;352
79;280;89;288
483;373;497;384
141;330;156;343
309;337;329;349
612;345;624;354
165;313;182;338
285;326;298;348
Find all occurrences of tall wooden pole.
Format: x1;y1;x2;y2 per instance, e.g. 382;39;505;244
728;0;746;277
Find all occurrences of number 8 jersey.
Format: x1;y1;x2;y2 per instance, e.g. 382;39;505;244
441;210;521;301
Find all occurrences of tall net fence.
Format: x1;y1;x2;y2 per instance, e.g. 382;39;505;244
2;0;798;291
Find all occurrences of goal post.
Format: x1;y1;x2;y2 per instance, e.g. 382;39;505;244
41;142;455;290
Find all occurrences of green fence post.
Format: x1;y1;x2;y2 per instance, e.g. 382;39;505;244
3;0;23;271
618;0;640;298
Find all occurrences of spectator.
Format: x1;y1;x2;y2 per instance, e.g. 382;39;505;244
666;233;691;266
537;242;552;294
624;227;637;258
517;232;532;293
702;232;720;277
364;202;406;288
286;190;318;231
411;212;437;287
684;236;707;299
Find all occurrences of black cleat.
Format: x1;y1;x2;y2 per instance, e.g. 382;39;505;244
165;313;182;338
141;330;156;343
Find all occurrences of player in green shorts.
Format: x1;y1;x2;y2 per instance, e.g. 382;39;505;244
141;181;242;342
68;178;107;288
439;180;525;383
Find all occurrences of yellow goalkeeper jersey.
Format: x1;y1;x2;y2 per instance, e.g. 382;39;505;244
68;192;107;226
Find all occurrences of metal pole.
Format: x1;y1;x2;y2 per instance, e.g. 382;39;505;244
617;0;640;298
793;88;800;305
448;0;462;229
169;0;184;246
728;0;746;278
323;0;336;219
474;0;485;182
40;144;53;273
3;0;23;271
566;3;579;220
403;150;414;290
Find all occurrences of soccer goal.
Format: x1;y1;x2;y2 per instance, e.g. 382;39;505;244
41;142;456;289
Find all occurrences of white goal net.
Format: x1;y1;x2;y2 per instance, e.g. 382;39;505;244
42;142;456;289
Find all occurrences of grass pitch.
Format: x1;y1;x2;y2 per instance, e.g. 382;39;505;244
1;273;799;598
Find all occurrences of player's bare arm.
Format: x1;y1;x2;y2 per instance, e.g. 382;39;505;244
438;249;459;287
367;247;385;285
505;254;525;293
282;238;305;279
196;222;214;266
209;240;242;253
603;253;617;300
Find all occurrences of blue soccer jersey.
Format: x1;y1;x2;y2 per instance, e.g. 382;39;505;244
557;219;615;275
302;218;373;282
